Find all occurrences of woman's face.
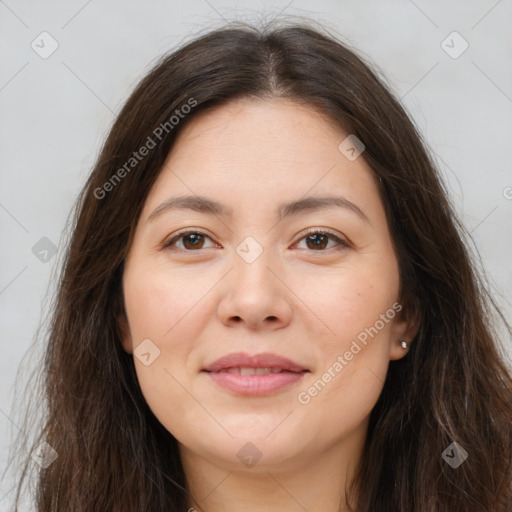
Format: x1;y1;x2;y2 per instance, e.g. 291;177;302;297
120;97;416;472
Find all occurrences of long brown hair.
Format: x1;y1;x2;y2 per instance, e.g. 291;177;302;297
8;18;512;511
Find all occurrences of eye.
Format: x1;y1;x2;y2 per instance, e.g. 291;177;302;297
294;229;350;251
161;230;218;251
161;228;350;253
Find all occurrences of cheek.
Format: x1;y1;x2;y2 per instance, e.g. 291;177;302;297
123;265;216;438
302;259;400;347
133;360;206;446
294;263;398;426
301;362;384;444
123;263;212;342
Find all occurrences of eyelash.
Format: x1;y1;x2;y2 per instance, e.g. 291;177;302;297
160;228;350;253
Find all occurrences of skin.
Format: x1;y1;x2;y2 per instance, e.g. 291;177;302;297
119;97;418;512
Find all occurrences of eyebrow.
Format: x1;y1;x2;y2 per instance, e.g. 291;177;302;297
146;194;369;223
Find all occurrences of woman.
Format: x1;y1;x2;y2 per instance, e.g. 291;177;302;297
9;18;512;511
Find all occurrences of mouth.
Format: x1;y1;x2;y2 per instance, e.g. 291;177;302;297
206;367;303;375
202;351;308;373
201;352;310;396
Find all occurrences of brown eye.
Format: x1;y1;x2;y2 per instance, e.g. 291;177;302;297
305;233;329;250
181;233;206;250
296;230;349;252
162;229;348;253
163;231;216;251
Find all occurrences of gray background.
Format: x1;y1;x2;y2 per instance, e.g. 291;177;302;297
1;0;511;508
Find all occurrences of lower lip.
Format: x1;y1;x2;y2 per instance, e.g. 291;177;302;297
203;371;307;396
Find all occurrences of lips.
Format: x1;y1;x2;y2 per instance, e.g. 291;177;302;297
218;367;287;375
202;352;308;373
201;352;309;396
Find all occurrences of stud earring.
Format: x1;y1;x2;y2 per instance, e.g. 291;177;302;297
399;338;408;349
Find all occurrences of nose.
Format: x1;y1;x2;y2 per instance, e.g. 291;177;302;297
217;249;293;331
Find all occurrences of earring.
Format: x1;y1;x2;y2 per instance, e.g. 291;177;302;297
399;338;408;349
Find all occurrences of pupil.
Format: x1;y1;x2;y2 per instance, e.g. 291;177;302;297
308;234;327;249
185;234;203;248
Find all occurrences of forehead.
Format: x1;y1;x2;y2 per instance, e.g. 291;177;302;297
171;96;348;164
142;97;381;221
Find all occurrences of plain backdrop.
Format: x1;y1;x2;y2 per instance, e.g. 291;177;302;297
1;0;511;508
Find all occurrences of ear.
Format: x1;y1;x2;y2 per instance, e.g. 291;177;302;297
389;302;420;361
118;313;133;354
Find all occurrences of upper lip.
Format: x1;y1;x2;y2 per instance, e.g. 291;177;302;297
202;352;309;373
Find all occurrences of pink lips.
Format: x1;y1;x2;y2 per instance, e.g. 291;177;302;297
202;352;309;396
